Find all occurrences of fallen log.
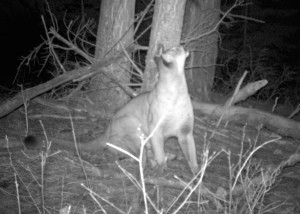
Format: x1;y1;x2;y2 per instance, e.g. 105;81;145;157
192;100;300;139
0;46;135;119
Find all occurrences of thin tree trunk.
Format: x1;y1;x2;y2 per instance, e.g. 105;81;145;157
91;0;135;112
142;0;187;92
183;0;220;101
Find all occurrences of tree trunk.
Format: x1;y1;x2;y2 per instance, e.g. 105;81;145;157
142;0;187;92
90;0;135;112
183;0;220;102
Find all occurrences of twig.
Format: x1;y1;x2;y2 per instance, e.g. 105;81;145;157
50;28;95;64
6;136;42;213
232;136;281;190
289;103;300;119
42;16;66;73
68;114;91;190
14;173;21;214
183;0;245;43
120;43;143;77
21;87;29;136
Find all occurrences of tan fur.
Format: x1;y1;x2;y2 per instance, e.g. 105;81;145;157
83;45;198;174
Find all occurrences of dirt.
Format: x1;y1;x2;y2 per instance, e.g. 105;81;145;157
0;100;299;213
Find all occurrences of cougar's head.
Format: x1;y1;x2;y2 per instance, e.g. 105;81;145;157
154;44;189;73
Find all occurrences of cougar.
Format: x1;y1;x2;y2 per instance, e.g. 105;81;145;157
80;44;198;174
23;45;198;174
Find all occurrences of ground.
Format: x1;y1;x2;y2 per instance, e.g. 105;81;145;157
0;99;299;213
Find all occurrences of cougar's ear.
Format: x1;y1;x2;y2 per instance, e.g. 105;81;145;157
154;43;164;66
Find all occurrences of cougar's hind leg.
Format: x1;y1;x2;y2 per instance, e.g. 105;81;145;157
178;132;199;175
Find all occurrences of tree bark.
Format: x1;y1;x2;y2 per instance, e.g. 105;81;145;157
142;0;187;92
183;0;220;102
91;0;135;112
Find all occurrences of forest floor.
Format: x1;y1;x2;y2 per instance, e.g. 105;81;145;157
0;99;299;214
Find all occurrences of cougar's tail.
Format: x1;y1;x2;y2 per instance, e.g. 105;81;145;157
25;135;108;154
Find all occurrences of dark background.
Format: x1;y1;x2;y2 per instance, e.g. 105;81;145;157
0;0;299;93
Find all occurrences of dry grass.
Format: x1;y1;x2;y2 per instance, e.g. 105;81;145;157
0;114;291;214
